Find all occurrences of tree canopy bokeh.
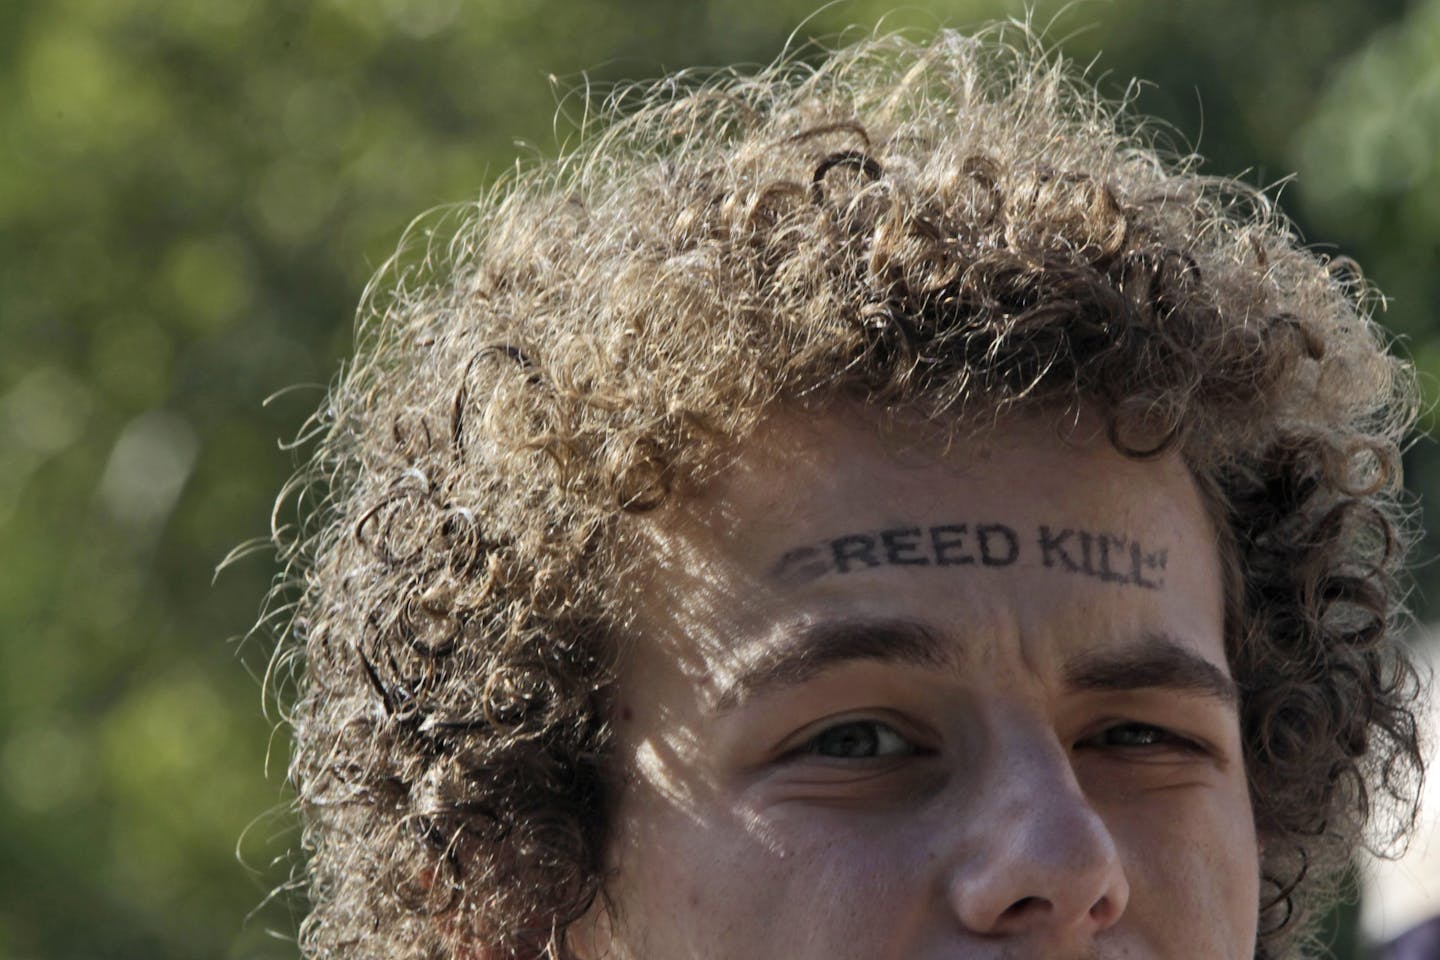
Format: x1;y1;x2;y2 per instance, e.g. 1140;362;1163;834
1;1;1435;957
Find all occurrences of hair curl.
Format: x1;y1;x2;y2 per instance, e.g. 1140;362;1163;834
271;26;1425;960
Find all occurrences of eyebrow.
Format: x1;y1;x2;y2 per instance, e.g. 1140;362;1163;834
712;617;953;712
1063;631;1239;708
711;619;1237;712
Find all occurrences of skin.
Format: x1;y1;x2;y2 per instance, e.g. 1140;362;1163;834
575;408;1261;960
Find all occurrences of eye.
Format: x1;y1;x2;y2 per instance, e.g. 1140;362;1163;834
1086;722;1203;753
800;719;918;759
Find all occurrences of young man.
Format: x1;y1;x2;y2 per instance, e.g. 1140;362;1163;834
276;28;1424;960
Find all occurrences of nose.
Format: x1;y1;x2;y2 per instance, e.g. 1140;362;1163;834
946;737;1130;938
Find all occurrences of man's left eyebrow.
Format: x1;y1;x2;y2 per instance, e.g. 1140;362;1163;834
1064;632;1239;708
711;617;954;713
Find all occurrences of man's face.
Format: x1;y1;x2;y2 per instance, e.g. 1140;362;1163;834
578;410;1260;959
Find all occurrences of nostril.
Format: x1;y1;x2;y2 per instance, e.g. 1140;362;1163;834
999;895;1052;920
1089;893;1123;926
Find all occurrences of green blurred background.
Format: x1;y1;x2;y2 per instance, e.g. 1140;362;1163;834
2;0;1437;957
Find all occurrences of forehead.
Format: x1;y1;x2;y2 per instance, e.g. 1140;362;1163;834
691;410;1178;528
623;406;1226;690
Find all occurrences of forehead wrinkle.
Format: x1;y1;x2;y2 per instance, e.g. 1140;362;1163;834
711;616;957;713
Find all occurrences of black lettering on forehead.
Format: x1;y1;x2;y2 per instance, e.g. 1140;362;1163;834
771;545;831;585
1037;525;1166;590
770;520;1168;591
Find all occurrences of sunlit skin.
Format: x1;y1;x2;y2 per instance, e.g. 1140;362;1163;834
574;408;1261;960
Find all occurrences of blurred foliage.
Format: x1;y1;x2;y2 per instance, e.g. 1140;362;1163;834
0;0;1435;957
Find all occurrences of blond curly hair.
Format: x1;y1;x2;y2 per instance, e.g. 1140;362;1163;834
272;27;1423;960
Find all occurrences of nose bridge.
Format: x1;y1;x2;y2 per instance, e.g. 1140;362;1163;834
993;725;1111;865
945;713;1129;937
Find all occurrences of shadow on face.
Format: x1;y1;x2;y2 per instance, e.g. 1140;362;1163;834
575;406;1260;960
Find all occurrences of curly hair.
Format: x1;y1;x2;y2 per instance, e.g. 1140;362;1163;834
271;26;1425;960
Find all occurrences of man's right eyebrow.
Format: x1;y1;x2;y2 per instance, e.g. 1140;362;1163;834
711;617;954;713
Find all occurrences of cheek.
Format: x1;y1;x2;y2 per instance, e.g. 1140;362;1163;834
601;788;783;952
1112;788;1261;954
602;794;912;957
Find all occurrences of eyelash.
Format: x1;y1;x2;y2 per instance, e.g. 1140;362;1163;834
1082;722;1206;754
794;718;922;760
782;717;1207;767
